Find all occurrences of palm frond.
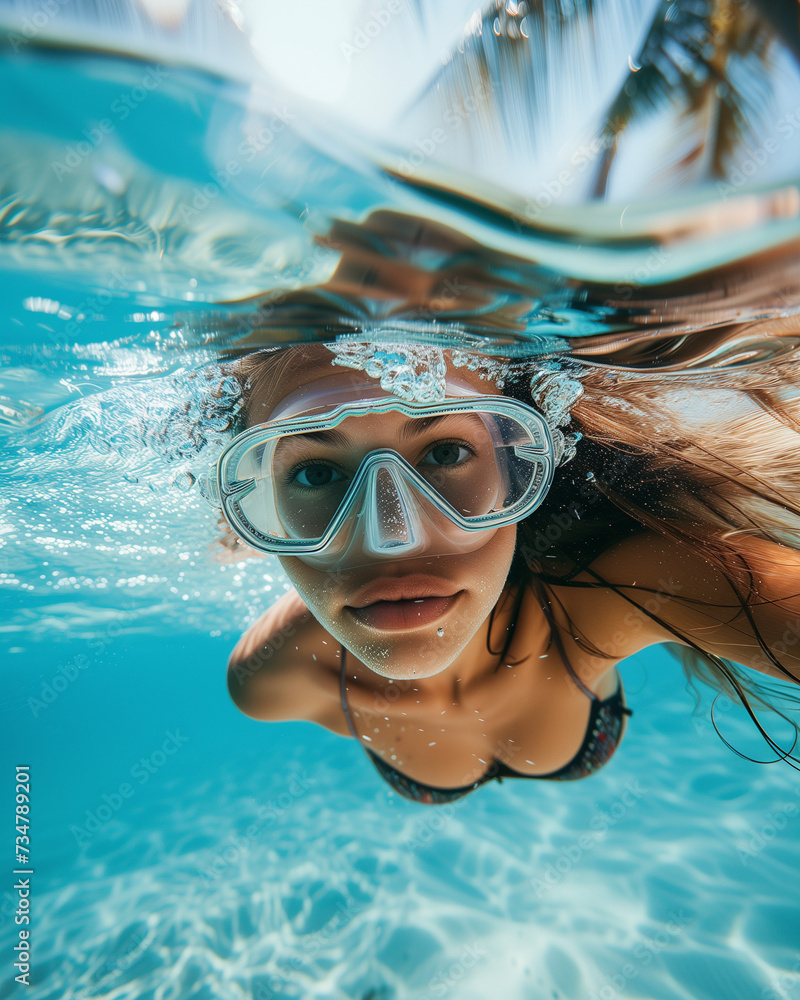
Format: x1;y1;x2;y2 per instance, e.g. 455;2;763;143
598;0;779;193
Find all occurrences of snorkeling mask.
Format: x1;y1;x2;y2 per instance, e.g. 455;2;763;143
203;374;556;570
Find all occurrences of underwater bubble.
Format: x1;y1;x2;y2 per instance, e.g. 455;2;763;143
169;470;196;493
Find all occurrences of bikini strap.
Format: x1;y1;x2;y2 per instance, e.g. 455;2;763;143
538;591;599;703
339;648;361;740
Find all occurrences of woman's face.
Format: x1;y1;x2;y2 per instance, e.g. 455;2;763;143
245;346;518;679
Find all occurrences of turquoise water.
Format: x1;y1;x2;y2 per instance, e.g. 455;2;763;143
4;638;800;999
3;7;800;999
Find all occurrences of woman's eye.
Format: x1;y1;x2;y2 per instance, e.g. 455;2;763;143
421;443;471;467
293;464;343;487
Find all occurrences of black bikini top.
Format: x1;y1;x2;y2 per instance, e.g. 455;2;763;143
338;622;632;804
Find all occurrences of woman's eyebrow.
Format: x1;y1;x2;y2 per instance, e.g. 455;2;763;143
399;414;484;441
286;429;349;447
398;415;452;441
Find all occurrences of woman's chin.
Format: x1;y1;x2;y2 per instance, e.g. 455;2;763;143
364;658;451;680
341;630;468;679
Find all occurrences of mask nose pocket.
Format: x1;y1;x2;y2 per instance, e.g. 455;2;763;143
361;461;425;556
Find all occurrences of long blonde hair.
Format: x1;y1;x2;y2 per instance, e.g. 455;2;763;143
504;347;800;763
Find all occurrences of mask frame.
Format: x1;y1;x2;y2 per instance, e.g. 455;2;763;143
203;394;555;564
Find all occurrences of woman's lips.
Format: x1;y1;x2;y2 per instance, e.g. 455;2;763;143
348;593;461;631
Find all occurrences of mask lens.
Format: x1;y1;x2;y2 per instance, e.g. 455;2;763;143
271;436;352;540
412;413;502;517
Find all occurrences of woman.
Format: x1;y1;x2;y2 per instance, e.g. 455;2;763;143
215;339;800;804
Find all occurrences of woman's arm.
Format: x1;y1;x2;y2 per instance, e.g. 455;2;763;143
573;531;800;683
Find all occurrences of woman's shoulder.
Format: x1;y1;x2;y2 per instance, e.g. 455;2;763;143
228;588;314;669
546;529;800;680
535;531;690;668
227;589;347;729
